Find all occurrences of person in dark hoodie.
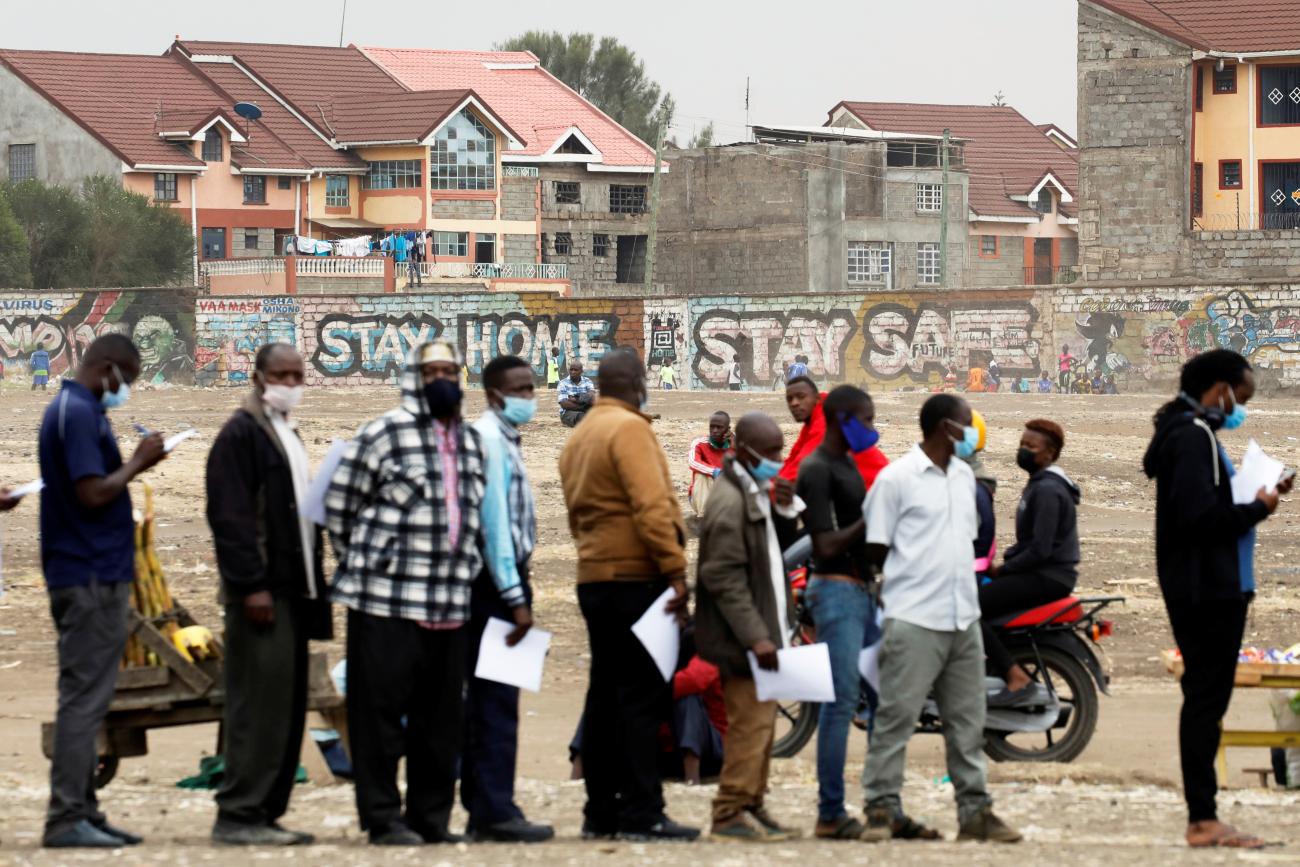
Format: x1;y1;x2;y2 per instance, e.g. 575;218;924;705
979;419;1079;707
1143;349;1290;850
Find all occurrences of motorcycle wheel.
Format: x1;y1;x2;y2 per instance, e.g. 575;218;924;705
95;754;120;789
983;645;1098;763
771;700;819;758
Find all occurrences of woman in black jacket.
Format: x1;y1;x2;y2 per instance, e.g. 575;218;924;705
1143;349;1289;849
980;419;1080;707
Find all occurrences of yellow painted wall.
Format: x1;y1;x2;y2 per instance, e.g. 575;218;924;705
363;195;425;225
309;174;358;217
124;171;193;210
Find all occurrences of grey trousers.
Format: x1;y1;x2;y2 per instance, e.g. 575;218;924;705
215;596;309;826
862;618;992;823
45;580;130;839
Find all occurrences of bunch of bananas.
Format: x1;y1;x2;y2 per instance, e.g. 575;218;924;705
122;483;177;668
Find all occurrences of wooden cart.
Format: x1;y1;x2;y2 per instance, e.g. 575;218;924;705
41;605;345;788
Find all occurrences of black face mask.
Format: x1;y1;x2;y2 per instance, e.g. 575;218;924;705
424;379;462;418
1016;447;1040;474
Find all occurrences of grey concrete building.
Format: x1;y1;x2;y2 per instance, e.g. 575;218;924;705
0;62;122;186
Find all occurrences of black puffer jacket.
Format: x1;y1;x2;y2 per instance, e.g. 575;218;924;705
1142;404;1269;604
1002;467;1081;588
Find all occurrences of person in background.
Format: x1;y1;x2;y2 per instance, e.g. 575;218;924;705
671;652;727;786
1104;375;1119;395
986;359;1002;393
660;363;678;390
1143;349;1291;849
408;233;424;287
1091;371;1105;394
31;347;51;392
326;340;485;847
546;347;563;390
797;386;879;840
958;411;997;585
463;355;552;843
206;344;330;846
696;412;802;842
39;334;166;848
558;349;698;842
861;394;1020;844
980;419;1078;707
1038;371;1053;394
780;377;888;491
727;354;744;391
687;411;732;517
786;355;810;382
558;361;596;428
965;365;986;393
1058;345;1074;392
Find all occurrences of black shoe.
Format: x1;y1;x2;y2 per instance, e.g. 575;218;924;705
212;820;301;846
618;817;700;842
414;825;465;844
269;822;315;845
988;682;1051;709
369;821;425;846
94;820;143;845
44;820;124;848
581;822;617;841
472;817;554;843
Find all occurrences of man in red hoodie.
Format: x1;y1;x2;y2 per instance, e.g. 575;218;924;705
780;377;888;489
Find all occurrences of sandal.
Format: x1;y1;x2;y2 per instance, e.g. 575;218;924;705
891;816;942;841
814;816;865;840
1187;822;1269;849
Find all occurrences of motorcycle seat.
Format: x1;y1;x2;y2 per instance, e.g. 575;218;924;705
990;597;1082;629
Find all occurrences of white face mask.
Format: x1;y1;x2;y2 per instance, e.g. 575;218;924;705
262;383;304;414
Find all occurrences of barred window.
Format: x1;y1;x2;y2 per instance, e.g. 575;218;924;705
363;160;422;190
201;130;223;162
434;231;468;257
1260;65;1300;126
277;176;292;190
431;109;496;191
555;181;580;204
8;144;35;181
610;184;647;214
325;174;350;207
555;232;572;254
244;230;260;250
593;233;609;257
980;235;998;256
154;172;178;202
243;175;266;204
915;183;943;213
846;241;891;283
917;243;941;285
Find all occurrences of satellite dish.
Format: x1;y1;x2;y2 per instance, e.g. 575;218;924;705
233;101;262;121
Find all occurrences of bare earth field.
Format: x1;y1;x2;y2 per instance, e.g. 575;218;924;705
2;383;1300;865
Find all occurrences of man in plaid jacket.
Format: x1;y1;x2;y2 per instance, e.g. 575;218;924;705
325;339;485;847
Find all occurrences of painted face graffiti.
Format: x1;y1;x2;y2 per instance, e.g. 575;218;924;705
692;308;857;388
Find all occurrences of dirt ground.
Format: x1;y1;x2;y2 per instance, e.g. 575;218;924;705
3;382;1300;865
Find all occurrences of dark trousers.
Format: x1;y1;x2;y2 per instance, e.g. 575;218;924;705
461;567;530;829
45;580;130;839
1166;597;1248;823
346;609;466;835
673;694;724;775
978;574;1071;676
578;580;671;832
215;596;309;826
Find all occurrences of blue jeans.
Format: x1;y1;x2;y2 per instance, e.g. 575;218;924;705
806;577;876;822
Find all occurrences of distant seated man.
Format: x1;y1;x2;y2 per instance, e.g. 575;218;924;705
1037;372;1053;394
557;361;595;428
688;411;732;516
785;355;810;382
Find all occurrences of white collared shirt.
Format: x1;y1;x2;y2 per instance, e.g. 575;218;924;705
864;443;980;632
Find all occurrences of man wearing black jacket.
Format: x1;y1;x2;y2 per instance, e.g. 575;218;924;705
206;344;331;846
1143;349;1290;850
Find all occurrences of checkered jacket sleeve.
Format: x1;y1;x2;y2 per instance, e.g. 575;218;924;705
325;428;378;560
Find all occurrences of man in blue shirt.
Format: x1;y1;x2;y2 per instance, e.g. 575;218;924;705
38;334;166;849
557;361;596;428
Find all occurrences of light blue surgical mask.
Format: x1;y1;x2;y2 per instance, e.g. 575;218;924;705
101;362;132;410
743;445;783;482
946;418;980;459
1223;390;1248;430
500;395;537;426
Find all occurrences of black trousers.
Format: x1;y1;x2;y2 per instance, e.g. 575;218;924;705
216;596;309;826
578;580;671;832
346;609;466;835
1166;597;1248;823
45;581;130;840
978;573;1071;677
461;567;531;829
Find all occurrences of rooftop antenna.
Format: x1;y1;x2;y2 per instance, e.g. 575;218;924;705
745;76;751;141
338;0;348;48
234;101;262;144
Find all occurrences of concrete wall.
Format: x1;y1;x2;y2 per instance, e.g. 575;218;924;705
538;165;652;294
0;64;122;186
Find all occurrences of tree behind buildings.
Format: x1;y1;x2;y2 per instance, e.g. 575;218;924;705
0;187;32;288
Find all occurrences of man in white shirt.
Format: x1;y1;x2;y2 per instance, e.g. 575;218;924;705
860;394;1020;844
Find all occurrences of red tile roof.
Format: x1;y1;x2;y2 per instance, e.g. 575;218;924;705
832;102;1079;220
1087;0;1300;53
323;89;522;146
361;47;658;169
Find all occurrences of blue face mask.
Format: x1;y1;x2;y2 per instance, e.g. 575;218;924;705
1223;391;1248;430
101;363;132;410
743;445;783;482
500;395;537;426
839;414;880;454
947;419;980;459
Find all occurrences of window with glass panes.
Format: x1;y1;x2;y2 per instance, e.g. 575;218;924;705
243;175;266;203
434;231;468;257
555;181;580;204
277;176;292;190
609;184;647;213
915;183;943;212
554;232;572;254
201;130;222;162
8;144;35;181
1261;66;1300;126
325;174;350;207
980;235;998;257
154;173;178;201
592;233;609;257
431;110;496;191
363;160;422;190
846;242;891;283
917;243;941;284
244;230;260;251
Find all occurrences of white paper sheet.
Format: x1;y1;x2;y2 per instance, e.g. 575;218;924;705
473;616;552;693
857;608;886;694
163;429;199;453
631;587;680;682
9;479;43;499
305;439;350;526
1232;438;1287;504
748;642;836;703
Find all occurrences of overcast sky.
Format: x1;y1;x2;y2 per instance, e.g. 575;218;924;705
4;0;1080;142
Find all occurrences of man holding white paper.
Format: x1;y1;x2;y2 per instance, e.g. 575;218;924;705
695;413;803;843
462;355;553;844
861;394;1020;844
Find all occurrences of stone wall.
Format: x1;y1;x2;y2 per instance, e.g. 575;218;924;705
500;176;538;222
1191;232;1300;279
966;235;1026;287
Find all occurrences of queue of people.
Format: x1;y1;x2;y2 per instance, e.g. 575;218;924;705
8;335;1289;851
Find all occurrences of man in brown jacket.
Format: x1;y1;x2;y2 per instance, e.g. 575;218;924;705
696;413;803;842
558;349;698;842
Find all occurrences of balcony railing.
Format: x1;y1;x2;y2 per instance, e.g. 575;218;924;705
297;257;386;276
1023;265;1078;286
502;166;540;178
200;257;285;278
416;262;569;280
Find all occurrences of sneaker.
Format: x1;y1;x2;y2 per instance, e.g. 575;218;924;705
957;807;1022;843
269;822;315;845
368;821;425;846
472;817;555;843
859;806;894;843
94;820;142;845
746;807;800;841
44;820;123;848
618;817;700;842
212;820;302;846
988;683;1051;709
710;814;766;843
